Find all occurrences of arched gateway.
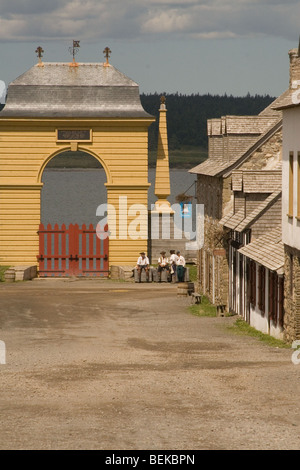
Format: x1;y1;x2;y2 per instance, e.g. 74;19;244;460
0;56;155;273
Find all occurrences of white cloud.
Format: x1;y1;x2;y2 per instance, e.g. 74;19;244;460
0;0;299;42
142;9;192;33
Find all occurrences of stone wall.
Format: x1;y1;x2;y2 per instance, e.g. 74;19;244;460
198;212;229;307
283;245;300;342
222;176;233;214
196;174;230;307
239;129;282;171
198;243;229;306
197;174;222;219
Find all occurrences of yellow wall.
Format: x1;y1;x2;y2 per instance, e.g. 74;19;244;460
0;118;154;268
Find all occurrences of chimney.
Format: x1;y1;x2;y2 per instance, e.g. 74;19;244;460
289;40;300;89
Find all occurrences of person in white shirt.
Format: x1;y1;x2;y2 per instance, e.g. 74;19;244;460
169;250;178;279
157;251;170;282
136;252;150;282
176;251;186;282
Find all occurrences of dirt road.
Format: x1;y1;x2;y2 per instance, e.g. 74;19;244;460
0;279;299;450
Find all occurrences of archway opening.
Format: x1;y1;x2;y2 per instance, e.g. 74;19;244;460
41;150;107;226
39;150;109;277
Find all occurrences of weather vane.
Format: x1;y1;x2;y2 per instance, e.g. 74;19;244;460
69;40;80;66
35;46;44;67
103;47;111;67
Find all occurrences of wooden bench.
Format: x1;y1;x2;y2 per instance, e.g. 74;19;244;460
217;304;226;316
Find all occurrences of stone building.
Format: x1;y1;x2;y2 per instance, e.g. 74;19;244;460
190;105;283;308
238;227;284;339
191;41;300;342
273;46;300;342
220;169;284;338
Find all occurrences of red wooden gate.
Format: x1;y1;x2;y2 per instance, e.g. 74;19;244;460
37;223;109;277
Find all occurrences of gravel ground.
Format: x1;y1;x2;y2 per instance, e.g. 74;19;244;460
0;278;299;450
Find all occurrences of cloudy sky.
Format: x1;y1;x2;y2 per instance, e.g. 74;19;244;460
0;0;299;101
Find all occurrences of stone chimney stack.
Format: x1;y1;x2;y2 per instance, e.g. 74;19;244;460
289;42;300;89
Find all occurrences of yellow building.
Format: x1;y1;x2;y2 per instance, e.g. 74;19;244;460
0;57;155;272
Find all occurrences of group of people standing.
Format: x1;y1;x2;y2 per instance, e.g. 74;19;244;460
136;250;186;283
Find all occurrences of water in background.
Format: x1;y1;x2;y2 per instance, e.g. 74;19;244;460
41;168;197;226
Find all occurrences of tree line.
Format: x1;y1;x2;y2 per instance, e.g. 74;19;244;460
0;93;276;153
140;93;276;151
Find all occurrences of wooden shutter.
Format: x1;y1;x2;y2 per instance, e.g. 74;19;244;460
269;271;274;321
278;276;284;328
250;261;256;306
269;272;278;326
274;273;278;328
258;266;265;315
289;151;294;217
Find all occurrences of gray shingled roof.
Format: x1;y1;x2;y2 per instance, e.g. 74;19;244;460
231;167;282;193
207;115;280;135
234;190;281;232
272;89;300;110
261;89;291;112
0;63;153;119
241;169;282;193
238;226;284;273
219;208;245;230
220;189;281;232
190;117;281;177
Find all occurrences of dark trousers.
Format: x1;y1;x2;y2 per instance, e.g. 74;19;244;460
177;265;185;282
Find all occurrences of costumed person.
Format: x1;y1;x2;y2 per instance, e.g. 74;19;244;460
157;251;170;282
136;252;150;282
169;250;178;281
176;251;186;282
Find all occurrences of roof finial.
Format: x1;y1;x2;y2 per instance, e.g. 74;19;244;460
69;40;80;67
35;46;44;67
103;47;111;67
160;95;166;109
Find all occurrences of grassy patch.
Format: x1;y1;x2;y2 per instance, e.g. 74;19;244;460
227;318;290;349
188;295;217;317
187;264;197;282
0;266;9;282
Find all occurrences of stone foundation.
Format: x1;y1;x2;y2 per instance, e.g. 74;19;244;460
4;265;37;282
